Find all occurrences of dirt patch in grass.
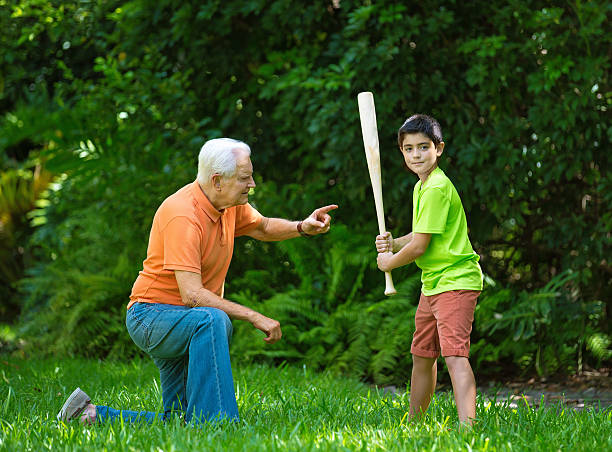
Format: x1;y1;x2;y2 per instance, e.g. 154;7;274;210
381;367;612;411
479;367;612;411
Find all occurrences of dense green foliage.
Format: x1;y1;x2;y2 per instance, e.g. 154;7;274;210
1;357;611;451
0;1;610;382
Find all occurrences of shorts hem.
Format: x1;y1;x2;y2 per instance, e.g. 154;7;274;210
441;348;470;358
410;346;440;359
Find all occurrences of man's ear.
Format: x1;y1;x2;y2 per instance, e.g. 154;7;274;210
436;141;445;157
212;174;222;191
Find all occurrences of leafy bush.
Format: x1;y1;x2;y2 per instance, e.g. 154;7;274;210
472;271;608;378
0;163;53;320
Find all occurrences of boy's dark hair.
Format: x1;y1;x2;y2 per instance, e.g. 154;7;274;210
397;114;443;148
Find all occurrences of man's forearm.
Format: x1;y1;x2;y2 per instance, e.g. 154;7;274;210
249;217;301;241
182;283;282;343
186;287;258;322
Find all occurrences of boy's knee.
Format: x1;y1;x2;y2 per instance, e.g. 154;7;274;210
444;356;470;373
412;355;437;369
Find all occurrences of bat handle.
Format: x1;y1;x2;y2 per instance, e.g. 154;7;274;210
379;230;397;296
384;271;397;296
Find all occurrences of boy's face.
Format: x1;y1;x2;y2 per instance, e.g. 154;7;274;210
400;133;444;181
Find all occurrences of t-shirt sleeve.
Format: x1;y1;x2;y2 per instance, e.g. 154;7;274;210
413;187;450;234
234;203;263;237
162;216;202;273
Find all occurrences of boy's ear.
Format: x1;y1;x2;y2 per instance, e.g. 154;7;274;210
436;141;445;157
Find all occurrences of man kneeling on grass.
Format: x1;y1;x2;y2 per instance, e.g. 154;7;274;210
57;138;338;425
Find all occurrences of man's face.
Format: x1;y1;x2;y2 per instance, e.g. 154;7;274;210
220;150;256;207
400;132;443;180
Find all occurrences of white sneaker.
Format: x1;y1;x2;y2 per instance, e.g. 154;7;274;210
57;387;91;422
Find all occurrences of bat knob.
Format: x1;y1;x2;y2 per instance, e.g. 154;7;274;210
384;287;397;296
384;272;397;296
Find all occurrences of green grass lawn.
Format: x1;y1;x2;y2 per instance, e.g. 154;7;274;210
0;356;610;451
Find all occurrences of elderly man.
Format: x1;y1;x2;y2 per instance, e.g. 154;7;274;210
57;138;337;424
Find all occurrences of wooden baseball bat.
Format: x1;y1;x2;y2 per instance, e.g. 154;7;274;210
357;91;397;296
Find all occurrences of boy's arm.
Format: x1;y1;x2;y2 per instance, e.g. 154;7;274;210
392;232;413;252
377;233;431;272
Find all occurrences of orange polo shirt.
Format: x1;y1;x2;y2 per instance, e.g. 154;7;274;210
128;180;263;309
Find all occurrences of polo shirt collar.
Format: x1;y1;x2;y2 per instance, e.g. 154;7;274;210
191;180;223;222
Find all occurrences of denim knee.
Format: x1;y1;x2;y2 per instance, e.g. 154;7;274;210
204;308;233;341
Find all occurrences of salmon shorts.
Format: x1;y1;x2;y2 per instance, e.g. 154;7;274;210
410;290;480;358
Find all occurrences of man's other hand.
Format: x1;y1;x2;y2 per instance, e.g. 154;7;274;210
251;313;282;344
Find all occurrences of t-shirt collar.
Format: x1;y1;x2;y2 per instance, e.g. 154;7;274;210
191;180;223;222
421;166;443;188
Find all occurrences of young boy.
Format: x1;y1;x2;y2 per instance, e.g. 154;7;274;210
375;114;483;425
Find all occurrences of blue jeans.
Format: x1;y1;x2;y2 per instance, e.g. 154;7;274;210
95;302;239;424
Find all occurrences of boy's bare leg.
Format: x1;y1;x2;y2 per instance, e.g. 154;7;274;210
408;355;437;421
445;356;476;425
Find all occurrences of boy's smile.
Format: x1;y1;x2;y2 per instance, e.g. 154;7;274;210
400;132;444;182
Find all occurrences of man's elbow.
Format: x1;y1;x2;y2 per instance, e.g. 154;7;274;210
180;287;199;307
246;217;270;241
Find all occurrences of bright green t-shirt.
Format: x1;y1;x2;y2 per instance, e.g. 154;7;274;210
412;167;483;295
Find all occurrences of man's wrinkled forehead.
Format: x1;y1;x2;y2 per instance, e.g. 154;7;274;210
233;149;253;173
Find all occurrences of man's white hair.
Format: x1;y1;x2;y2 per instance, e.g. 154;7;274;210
196;138;251;185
